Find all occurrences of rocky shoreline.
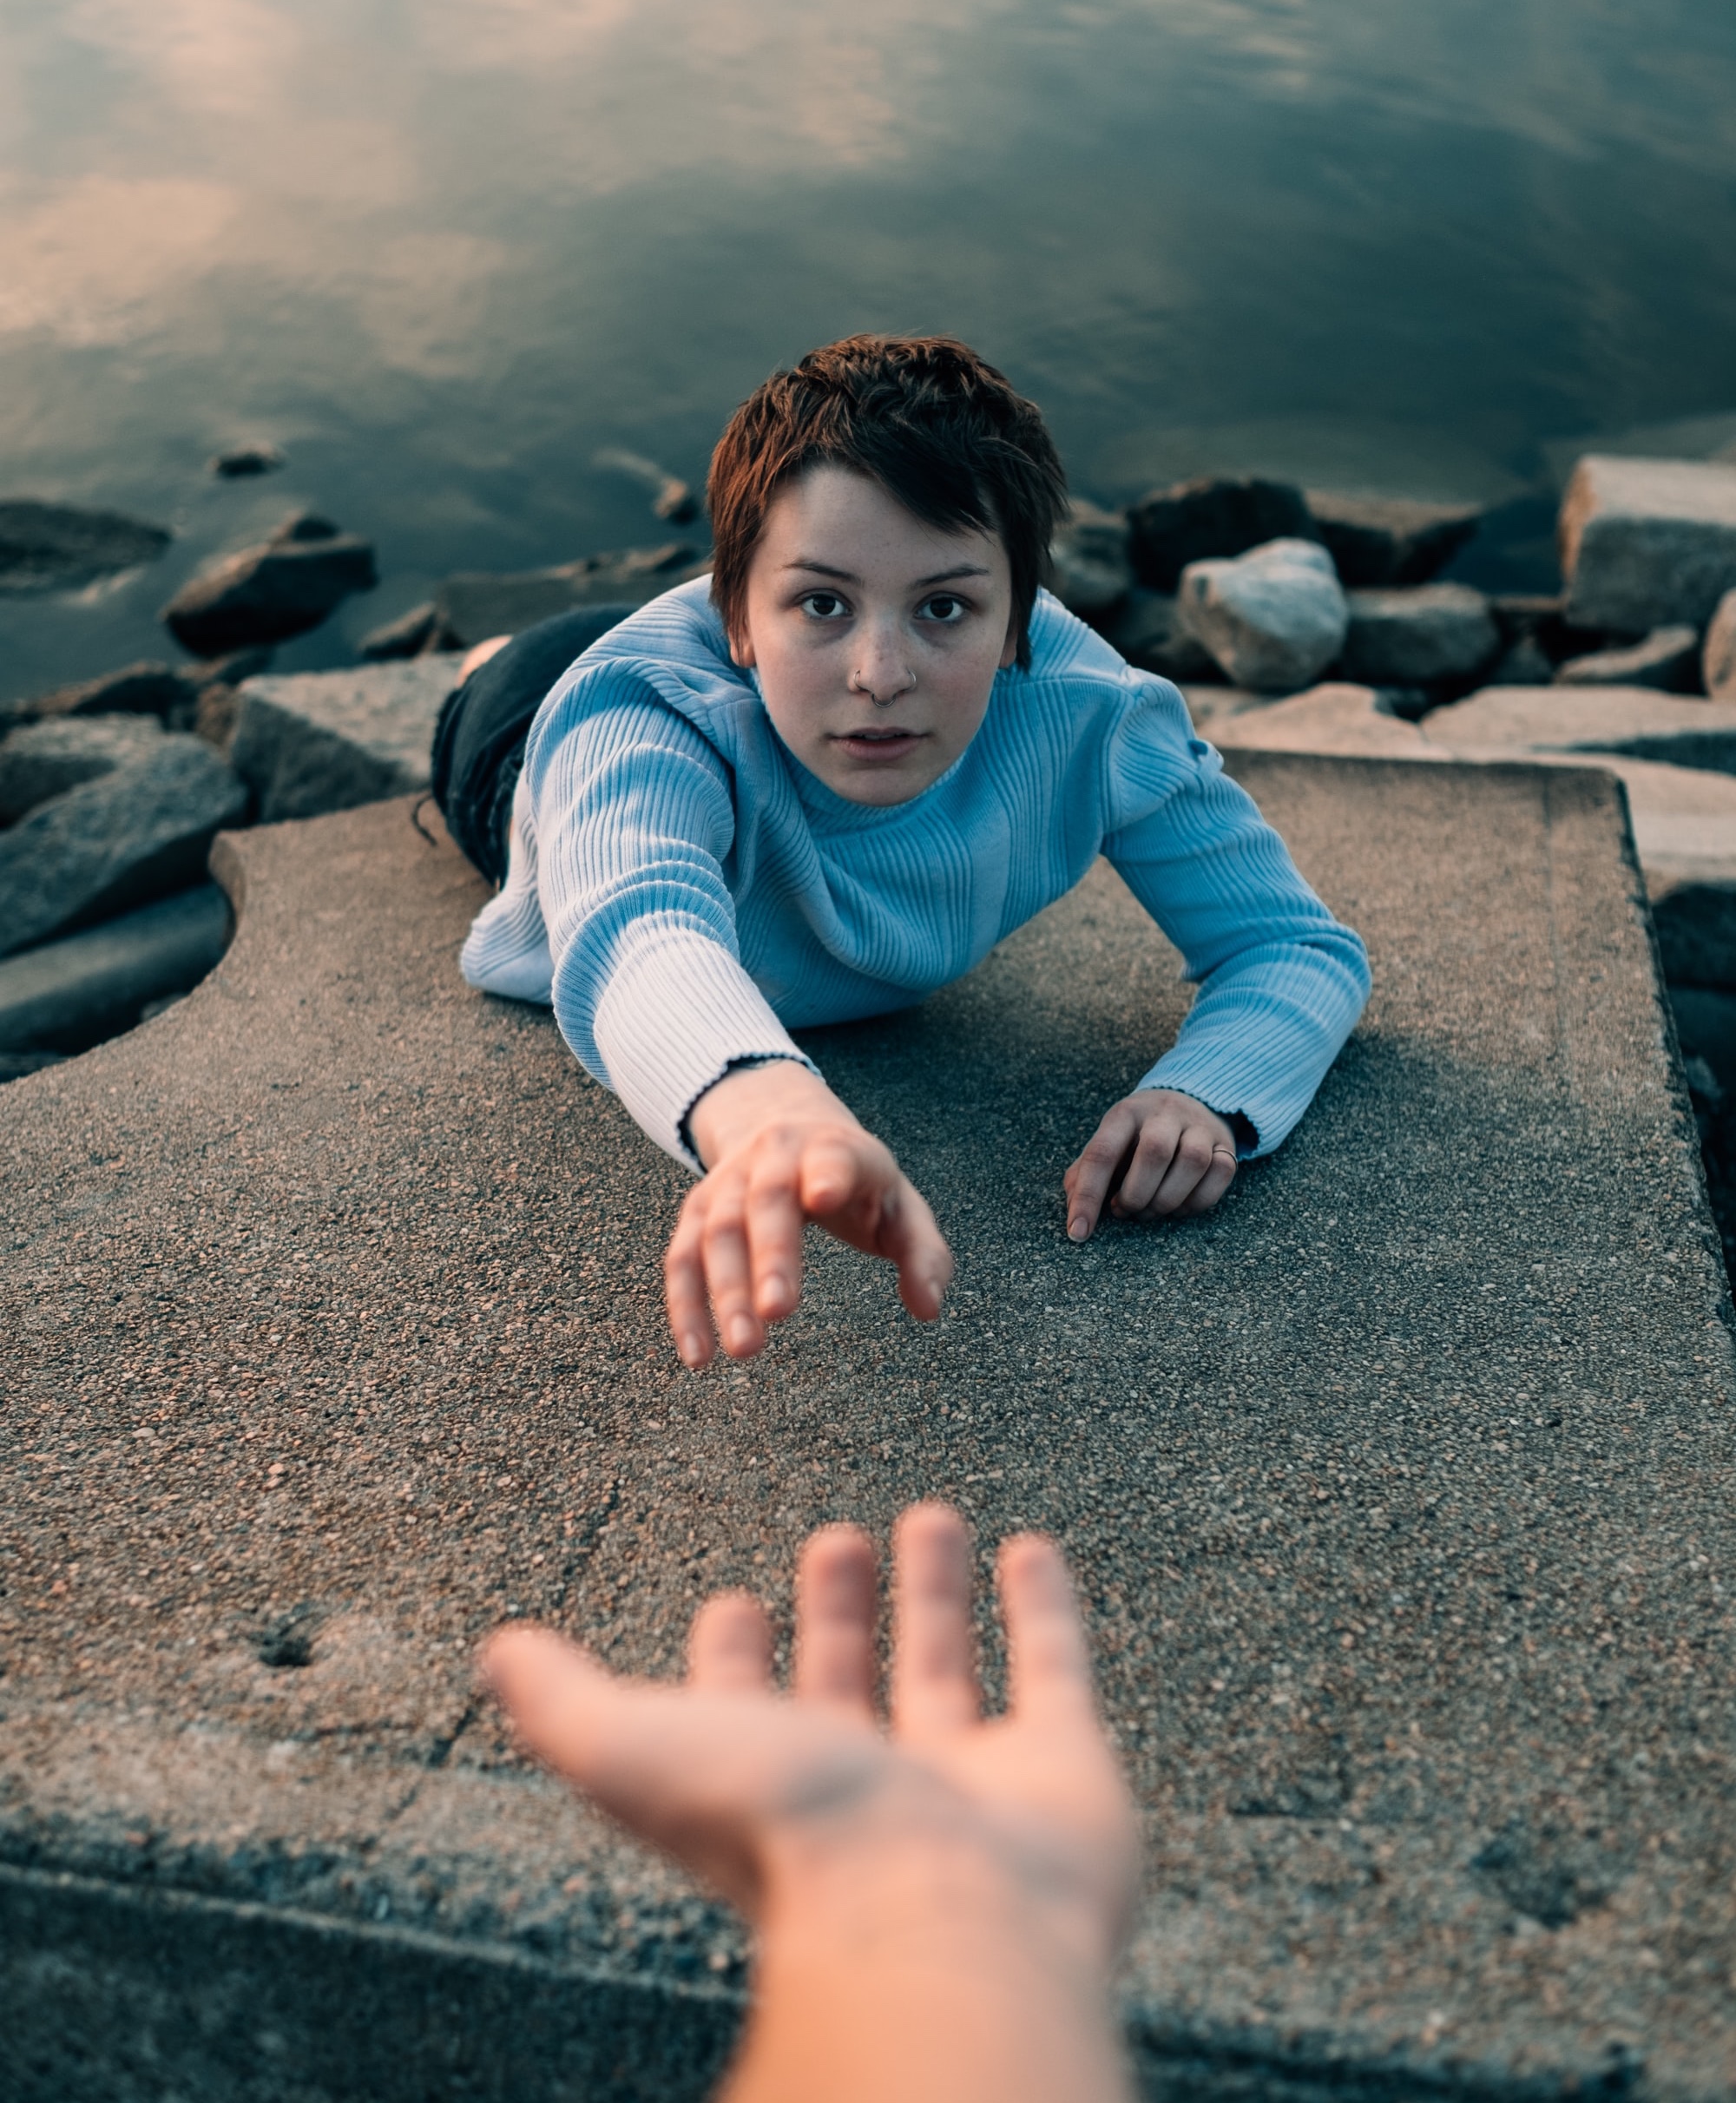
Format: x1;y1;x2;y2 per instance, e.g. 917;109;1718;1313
4;444;1736;1246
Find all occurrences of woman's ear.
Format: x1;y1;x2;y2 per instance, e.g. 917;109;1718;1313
998;614;1019;670
728;624;757;671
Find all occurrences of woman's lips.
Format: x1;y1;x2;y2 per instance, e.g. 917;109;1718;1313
831;728;926;762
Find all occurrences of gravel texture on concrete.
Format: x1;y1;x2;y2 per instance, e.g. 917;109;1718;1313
2;758;1733;2101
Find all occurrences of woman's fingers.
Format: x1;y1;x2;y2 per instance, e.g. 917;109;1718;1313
1180;1145;1238;1216
664;1197;717;1369
1062;1103;1138;1241
688;1591;773;1693
997;1535;1097;1731
891;1503;980;1742
1108;1114;1180;1217
794;1524;878;1719
881;1179;955;1321
745;1143;812;1324
1142;1124;1225;1216
699;1185;764;1359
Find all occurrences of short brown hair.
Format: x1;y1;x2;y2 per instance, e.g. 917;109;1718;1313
707;335;1068;670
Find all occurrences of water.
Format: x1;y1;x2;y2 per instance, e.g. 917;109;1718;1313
3;0;1734;706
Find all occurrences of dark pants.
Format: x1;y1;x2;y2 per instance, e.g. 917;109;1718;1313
429;605;638;884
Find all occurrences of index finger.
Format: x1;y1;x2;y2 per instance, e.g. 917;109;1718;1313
891;1503;979;1742
1063;1104;1139;1243
996;1534;1098;1730
880;1180;954;1321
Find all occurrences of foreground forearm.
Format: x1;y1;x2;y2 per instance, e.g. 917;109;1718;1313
722;1843;1133;2103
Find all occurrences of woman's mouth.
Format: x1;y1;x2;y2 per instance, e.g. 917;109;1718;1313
830;726;927;762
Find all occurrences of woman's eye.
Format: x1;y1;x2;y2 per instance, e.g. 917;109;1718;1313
800;592;847;620
921;595;965;623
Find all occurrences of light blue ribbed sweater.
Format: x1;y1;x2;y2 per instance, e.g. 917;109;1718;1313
461;577;1370;1168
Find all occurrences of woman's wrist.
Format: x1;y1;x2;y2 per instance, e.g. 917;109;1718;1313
687;1057;858;1168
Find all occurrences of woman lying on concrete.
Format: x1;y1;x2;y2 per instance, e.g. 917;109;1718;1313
484;1502;1140;2103
432;335;1368;1367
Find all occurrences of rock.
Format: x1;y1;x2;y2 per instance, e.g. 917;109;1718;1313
0;739;247;958
1555;624;1702;692
1337;583;1500;687
162;522;378;657
0;1049;66;1082
1671;985;1736;1096
1176;538;1349;692
0;713;166;824
1048;500;1133;616
1560;454;1736;633
1126;476;1315;592
25;660;192;721
1304;491;1482;586
230;659;460;821
0;500;171;595
432;543;705;649
1705;588;1736;700
1210;682;1443;759
17;648;277;731
1100;589;1219;681
1423;685;1736;778
359;601;447;661
594;449;699;525
0;884;230;1054
1484;635;1557;686
209;443;285;478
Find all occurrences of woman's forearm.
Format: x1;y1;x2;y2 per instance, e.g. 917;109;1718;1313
722;1837;1133;2103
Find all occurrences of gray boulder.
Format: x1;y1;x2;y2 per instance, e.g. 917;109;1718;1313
1337;583;1499;687
1304;491;1481;586
162;514;378;656
0;884;230;1054
0;738;247;958
0;714;166;824
433;543;704;648
1126;476;1315;592
1555;625;1701;691
15;648;276;729
359;601;447;661
1047;500;1132;616
1705;588;1736;701
1176;538;1349;692
1099;589;1218;681
594;448;699;525
1560;454;1736;633
230;659;459;822
1485;636;1557;686
0;500;171;595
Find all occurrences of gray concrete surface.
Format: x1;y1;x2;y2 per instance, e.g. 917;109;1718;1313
3;759;1734;2100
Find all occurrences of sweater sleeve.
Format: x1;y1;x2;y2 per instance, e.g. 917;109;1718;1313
1101;682;1371;1155
525;675;818;1168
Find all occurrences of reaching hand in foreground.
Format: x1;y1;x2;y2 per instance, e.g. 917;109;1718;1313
668;1059;954;1367
1063;1087;1240;1242
483;1504;1140;2103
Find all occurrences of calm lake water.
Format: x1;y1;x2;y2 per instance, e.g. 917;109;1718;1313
3;0;1735;703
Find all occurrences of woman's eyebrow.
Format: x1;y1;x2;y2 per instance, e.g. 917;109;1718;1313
782;558;858;581
914;563;991;587
780;560;993;587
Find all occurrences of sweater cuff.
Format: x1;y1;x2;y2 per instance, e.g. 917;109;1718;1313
590;928;819;1170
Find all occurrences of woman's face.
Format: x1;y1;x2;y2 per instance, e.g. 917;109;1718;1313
731;463;1017;806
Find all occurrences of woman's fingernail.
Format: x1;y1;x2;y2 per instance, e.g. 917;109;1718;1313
1069;1216;1088;1241
762;1272;787;1306
728;1317;756;1351
681;1334;704;1365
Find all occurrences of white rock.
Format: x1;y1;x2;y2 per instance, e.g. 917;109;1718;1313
1555;625;1700;691
1338;584;1499;686
230;660;461;823
1176;539;1349;693
1705;588;1736;701
1560;455;1736;633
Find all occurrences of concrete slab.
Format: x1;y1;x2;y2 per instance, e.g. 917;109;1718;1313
230;659;461;822
1426;687;1736;777
3;763;1734;2100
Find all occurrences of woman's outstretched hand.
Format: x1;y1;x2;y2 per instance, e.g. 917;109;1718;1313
1063;1087;1240;1242
667;1060;953;1368
483;1505;1140;2103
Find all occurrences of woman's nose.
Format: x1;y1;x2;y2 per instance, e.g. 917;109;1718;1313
849;624;917;704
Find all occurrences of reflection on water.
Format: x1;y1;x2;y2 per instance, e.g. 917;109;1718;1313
2;0;1733;700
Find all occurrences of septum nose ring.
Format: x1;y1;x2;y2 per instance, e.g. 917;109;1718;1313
849;667;916;706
